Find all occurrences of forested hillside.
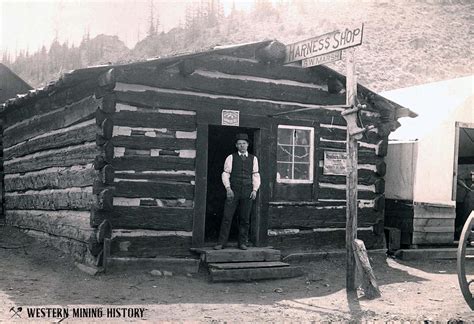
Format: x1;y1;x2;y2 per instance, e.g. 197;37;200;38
3;0;473;92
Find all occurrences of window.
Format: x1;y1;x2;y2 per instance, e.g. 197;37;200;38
276;125;314;183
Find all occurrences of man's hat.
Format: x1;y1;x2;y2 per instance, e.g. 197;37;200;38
235;133;249;143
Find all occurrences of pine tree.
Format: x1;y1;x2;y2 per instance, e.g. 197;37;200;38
147;0;156;37
155;6;160;34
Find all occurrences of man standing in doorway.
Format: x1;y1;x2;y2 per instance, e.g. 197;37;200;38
214;133;260;250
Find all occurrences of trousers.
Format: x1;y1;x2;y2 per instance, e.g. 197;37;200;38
217;186;253;246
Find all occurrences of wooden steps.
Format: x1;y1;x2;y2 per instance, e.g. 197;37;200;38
209;265;304;282
193;247;304;282
194;247;281;263
208;261;288;269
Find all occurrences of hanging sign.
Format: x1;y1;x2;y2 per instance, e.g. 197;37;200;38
285;24;364;64
222;110;239;126
323;151;348;175
302;50;342;68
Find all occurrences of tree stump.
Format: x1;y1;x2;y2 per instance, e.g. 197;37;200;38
353;239;381;299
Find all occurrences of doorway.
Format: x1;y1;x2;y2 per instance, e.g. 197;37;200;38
454;124;474;239
205;125;257;243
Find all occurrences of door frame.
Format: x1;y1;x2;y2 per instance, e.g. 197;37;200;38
452;121;474;200
192;111;270;247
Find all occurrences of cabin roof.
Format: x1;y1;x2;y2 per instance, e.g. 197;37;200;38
1;39;415;126
0;63;33;103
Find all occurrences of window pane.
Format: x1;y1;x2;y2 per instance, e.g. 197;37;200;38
276;125;314;183
294;146;310;162
294;163;310;180
295;129;311;145
277;128;293;145
277;145;292;162
277;163;292;180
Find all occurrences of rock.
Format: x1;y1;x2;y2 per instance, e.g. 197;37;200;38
163;271;173;277
150;270;162;276
274;288;283;293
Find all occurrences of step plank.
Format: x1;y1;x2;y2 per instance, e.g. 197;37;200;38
203;248;281;263
210;266;304;282
208;261;289;270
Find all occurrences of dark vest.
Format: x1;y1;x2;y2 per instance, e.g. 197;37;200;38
230;152;254;189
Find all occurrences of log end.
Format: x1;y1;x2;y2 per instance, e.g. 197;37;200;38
376;160;387;177
100;93;116;113
97;220;113;243
98;68;116;89
374;195;385;212
98;188;114;211
255;41;286;64
101;118;114;140
179;59;195;76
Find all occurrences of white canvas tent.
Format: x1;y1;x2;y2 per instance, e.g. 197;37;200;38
381;75;474;246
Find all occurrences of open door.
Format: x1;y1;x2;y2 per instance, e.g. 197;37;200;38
205;125;259;244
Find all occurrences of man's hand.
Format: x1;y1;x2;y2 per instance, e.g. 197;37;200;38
250;190;257;200
226;188;234;199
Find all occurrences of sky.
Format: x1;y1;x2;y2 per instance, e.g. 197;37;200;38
0;0;256;57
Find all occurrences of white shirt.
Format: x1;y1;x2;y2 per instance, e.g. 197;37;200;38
222;153;260;191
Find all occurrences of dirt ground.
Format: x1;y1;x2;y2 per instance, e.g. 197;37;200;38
0;225;473;323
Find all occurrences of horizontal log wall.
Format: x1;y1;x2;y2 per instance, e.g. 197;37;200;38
109;97;197;236
6;210;94;243
3;95;101;148
110;229;193;257
4;143;97;174
2;71;113;266
4;164;95;191
268;124;388;252
4;119;96;160
267;227;385;254
268;118;387;250
268;203;383;229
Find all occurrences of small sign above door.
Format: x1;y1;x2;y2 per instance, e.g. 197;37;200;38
222;110;240;126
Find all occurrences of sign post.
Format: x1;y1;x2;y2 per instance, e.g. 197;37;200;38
345;47;358;291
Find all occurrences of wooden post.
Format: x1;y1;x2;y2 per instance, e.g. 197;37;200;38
103;238;111;273
345;48;358;291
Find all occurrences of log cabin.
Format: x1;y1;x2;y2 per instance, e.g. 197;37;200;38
0;40;414;270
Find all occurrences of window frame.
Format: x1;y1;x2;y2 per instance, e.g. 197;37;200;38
276;124;315;184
